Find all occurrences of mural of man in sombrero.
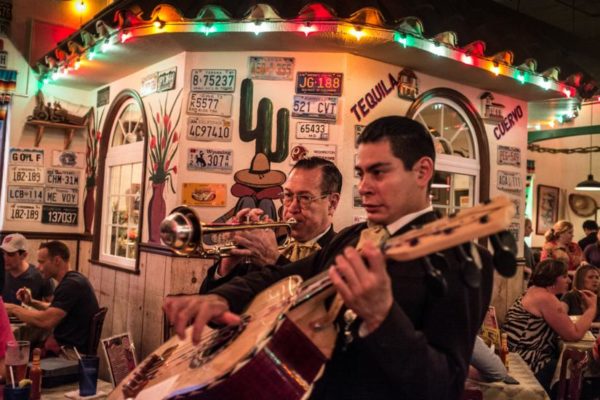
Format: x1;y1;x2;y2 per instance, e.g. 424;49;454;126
225;152;286;221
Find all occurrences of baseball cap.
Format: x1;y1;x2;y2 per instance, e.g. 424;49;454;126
1;233;28;253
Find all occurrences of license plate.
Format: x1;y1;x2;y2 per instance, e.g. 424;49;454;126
497;145;521;167
187;117;233;142
191;69;236;92
295;122;329;140
42;205;78;225
497;170;522;192
8;166;43;185
292;95;338;122
296;72;343;96
46;168;80;187
52;150;85;168
9;148;44;166
249;56;294;81
7;186;44;203
44;187;79;205
187;148;233;173
187;93;233;117
7;204;42;222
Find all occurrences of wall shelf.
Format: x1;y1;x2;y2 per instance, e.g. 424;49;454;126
26;120;86;149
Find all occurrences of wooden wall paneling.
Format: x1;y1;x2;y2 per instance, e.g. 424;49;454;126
141;253;168;358
169;257;212;295
99;266;116;338
127;251;147;362
78;241;92;276
88;262;103;301
491;272;508;325
111;269;131;335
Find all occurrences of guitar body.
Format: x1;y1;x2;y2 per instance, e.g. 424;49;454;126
109;276;337;400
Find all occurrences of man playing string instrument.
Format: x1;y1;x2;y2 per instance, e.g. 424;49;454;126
164;116;495;400
198;157;342;294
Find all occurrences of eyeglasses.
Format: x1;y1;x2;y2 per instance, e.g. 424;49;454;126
279;192;330;208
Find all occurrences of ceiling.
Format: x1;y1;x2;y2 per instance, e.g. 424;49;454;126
493;0;600;86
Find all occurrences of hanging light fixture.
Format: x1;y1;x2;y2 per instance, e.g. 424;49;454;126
575;134;600;191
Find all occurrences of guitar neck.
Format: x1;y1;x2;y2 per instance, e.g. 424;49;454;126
293;196;515;305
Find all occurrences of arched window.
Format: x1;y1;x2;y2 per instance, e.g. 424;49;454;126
407;88;490;215
93;90;146;271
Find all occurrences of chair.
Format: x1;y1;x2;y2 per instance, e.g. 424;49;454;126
87;307;108;355
557;348;589;400
461;389;483;400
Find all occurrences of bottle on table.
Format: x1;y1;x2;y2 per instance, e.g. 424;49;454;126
500;332;510;371
29;348;41;400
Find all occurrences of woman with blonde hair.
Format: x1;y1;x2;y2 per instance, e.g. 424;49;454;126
561;263;600;322
541;220;583;272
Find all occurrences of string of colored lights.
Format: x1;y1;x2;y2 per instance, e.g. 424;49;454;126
40;18;576;109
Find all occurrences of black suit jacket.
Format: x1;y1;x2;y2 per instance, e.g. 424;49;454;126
210;212;494;400
199;226;337;294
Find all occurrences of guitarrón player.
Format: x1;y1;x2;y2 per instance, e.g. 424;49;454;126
164;116;495;400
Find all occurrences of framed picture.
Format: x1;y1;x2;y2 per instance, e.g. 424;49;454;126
536;184;559;235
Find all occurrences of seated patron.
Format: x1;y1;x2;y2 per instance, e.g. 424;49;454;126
561;263;600;322
503;259;596;392
1;233;54;305
583;230;600;268
541;220;583;273
5;241;99;353
199;157;342;293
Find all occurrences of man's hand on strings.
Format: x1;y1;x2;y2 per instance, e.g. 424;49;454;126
328;241;393;335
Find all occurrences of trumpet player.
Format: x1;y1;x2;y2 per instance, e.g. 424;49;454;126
199;157;342;293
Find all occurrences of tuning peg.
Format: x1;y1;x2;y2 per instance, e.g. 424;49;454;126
422;254;448;297
489;231;517;277
456;243;481;288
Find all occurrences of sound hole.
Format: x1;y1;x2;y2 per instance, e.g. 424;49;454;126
189;315;250;369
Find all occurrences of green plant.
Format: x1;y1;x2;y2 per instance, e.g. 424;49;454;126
148;89;182;192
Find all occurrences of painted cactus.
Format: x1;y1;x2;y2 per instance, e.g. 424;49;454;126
239;78;289;162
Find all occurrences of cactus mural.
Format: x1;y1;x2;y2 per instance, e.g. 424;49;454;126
239;78;289;162
215;79;290;222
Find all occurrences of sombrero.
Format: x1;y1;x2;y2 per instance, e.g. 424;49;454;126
568;193;598;217
234;153;286;188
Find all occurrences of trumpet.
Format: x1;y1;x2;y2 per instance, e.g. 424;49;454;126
159;206;296;258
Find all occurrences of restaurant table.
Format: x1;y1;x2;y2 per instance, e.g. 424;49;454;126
465;352;550;400
550;330;599;388
41;379;113;399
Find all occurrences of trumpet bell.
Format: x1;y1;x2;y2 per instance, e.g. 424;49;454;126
159;206;296;258
159;206;201;255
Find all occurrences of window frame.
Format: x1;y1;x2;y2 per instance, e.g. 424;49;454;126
92;90;148;273
407;88;490;206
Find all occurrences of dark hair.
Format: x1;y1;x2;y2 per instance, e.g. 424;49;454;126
582;220;598;231
356;116;435;170
292;157;342;194
39;241;70;262
530;259;567;287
